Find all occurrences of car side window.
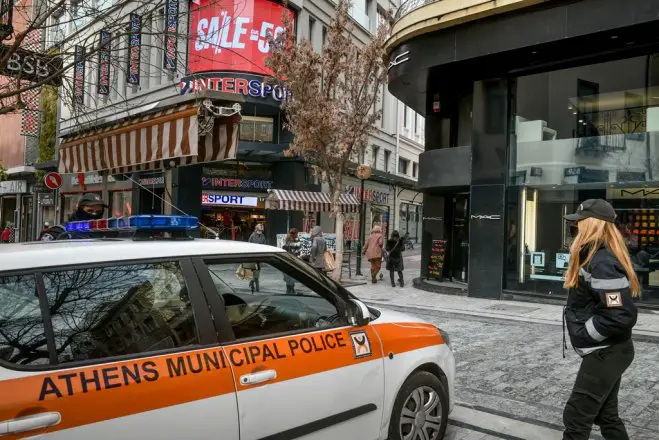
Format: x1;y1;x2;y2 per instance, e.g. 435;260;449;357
0;275;48;366
205;260;346;340
41;262;199;364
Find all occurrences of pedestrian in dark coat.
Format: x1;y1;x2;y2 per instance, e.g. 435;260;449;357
386;230;404;287
562;199;639;440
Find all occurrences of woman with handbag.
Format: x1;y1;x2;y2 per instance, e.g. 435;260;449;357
309;226;327;273
386;230;405;287
363;225;384;283
246;223;267;291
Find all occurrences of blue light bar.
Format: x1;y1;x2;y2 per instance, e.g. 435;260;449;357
129;215;198;230
64;215;198;234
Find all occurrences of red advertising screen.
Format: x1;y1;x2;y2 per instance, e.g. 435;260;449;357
189;0;294;76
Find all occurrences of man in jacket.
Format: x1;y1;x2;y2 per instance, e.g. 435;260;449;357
309;226;327;272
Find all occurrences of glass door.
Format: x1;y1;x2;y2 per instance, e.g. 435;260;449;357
450;195;470;282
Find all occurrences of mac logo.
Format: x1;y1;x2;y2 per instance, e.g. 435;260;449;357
388;51;410;71
470;214;501;220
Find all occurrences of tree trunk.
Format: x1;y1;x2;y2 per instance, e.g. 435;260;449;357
332;192;345;281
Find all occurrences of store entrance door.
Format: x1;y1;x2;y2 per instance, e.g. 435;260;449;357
448;194;469;283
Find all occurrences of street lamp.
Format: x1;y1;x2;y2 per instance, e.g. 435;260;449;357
0;0;14;41
355;164;372;276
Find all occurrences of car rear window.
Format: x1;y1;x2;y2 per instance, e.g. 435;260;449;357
0;275;49;366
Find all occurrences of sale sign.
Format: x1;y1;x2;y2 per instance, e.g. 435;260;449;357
128;13;141;85
164;0;179;71
73;45;85;106
97;30;111;95
189;0;295;76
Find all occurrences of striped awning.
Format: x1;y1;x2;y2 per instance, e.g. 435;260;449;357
265;189;360;213
58;104;240;174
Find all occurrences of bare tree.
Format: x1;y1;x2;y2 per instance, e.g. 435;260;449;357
266;0;389;279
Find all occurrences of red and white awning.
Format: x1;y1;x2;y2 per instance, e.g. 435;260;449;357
58;104;240;174
265;189;360;213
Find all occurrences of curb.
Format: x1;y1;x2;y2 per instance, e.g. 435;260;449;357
366;301;659;344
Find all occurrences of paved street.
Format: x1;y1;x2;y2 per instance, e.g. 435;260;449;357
347;251;659;439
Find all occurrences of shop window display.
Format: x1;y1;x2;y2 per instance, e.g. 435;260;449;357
506;53;659;304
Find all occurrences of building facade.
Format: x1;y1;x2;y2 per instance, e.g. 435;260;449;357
53;0;423;244
387;0;659;305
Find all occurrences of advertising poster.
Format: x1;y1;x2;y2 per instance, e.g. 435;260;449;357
127;13;141;85
97;30;111;95
164;0;179;71
188;0;295;75
73;45;85;105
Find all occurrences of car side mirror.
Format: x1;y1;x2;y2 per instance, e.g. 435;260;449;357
348;299;371;327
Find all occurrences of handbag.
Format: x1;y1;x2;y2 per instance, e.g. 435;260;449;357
323;250;336;272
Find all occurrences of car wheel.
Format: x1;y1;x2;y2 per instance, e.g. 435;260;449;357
388;371;449;440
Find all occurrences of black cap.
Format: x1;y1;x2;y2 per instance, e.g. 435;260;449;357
78;194;108;207
564;199;616;223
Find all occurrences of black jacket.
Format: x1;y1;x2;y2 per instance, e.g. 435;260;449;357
565;245;637;354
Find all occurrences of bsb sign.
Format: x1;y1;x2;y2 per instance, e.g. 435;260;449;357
0;45;63;86
180;72;290;102
189;0;295;76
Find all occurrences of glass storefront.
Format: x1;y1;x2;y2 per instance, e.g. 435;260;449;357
507;53;659;303
398;203;422;242
62;191;132;223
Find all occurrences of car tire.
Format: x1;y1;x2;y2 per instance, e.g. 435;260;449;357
388;371;449;440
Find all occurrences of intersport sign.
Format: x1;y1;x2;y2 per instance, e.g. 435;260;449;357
189;0;294;76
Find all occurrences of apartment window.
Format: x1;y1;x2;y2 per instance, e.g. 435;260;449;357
398;158;409;175
412;162;418;178
322;26;328;49
49;10;66;46
377;10;387;31
359;149;365;165
414;113;418;133
240;116;274;143
371;146;379;169
383;150;391;172
380;84;385;128
403;106;408;128
308;16;316;43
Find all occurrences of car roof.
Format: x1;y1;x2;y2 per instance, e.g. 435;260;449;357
0;239;284;272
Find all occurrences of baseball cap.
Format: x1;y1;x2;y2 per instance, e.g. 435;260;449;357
564;199;616;223
78;194;108;207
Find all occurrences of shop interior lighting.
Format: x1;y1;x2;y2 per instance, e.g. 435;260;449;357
65;215;199;232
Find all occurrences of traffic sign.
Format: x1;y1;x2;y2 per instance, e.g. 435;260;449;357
44;172;63;190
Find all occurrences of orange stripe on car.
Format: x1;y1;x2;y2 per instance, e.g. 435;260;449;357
0;323;444;438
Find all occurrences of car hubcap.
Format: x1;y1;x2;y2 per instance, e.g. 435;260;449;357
399;386;442;440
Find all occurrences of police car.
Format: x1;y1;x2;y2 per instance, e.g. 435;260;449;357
0;215;455;440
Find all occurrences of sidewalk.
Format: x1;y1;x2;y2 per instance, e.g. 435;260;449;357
346;253;659;342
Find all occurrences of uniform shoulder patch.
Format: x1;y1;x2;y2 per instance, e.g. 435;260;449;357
349;331;372;359
605;292;623;307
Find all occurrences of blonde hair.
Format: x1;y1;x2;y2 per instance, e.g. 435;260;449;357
564;217;640;297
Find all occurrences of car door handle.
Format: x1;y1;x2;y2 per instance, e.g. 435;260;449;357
0;412;61;435
240;370;277;386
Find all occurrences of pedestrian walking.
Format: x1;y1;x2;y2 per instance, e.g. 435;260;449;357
562;199;639;440
386;230;405;287
363;225;384;283
282;228;302;294
246;223;267;292
309;226;327;273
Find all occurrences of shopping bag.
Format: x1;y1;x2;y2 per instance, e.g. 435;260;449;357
324;251;336;272
236;265;247;280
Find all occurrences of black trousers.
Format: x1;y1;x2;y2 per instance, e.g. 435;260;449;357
389;270;404;284
563;340;635;440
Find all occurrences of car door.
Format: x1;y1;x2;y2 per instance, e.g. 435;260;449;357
0;259;239;439
192;254;385;440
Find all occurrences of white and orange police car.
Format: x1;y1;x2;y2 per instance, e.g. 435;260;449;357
0;216;454;440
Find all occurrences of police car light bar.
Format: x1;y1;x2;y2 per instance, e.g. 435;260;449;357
65;215;199;233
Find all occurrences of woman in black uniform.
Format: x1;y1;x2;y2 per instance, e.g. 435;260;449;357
562;199;639;440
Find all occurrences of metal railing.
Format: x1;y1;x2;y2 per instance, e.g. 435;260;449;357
395;0;443;21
